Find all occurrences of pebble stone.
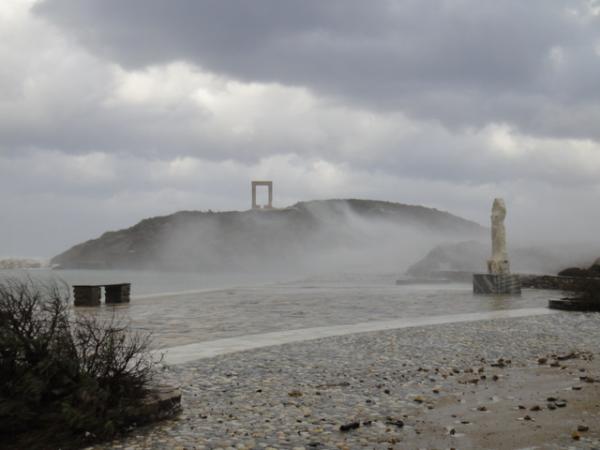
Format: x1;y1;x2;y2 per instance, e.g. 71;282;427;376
87;312;600;450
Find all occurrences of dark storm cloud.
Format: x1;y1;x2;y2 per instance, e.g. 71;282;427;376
35;0;600;139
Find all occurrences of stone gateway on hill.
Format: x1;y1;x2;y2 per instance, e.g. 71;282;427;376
251;180;273;209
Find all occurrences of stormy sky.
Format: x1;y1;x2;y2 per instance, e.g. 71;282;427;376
1;0;600;256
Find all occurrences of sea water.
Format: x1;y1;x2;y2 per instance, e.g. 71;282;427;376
0;269;557;349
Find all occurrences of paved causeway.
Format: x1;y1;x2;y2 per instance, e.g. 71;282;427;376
156;307;557;364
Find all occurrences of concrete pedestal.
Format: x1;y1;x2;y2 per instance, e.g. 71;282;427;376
473;273;521;295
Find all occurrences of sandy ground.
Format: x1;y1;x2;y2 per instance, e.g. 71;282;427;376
393;352;600;449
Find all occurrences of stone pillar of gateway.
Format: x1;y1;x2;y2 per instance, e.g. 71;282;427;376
473;198;522;295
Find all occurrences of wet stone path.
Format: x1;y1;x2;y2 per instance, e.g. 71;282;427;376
90;312;600;450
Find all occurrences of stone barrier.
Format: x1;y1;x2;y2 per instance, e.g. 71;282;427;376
73;283;131;306
518;274;600;291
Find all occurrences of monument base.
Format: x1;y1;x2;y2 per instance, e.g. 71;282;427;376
473;273;521;295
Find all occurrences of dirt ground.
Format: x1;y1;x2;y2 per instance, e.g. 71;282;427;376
399;352;600;449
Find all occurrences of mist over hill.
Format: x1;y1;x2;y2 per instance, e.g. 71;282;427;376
406;241;569;278
51;199;486;273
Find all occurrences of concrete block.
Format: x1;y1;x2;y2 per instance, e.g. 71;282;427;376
473;273;521;295
73;286;101;306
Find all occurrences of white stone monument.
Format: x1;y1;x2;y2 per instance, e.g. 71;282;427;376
473;198;521;294
487;198;510;275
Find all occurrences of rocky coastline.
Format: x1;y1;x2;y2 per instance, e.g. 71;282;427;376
0;258;45;270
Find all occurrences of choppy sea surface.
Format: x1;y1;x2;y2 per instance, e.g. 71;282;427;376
1;269;559;349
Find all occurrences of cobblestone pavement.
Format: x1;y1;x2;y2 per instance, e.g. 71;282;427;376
89;312;600;450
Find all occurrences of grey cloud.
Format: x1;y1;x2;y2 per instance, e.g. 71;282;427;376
34;0;600;139
2;0;600;257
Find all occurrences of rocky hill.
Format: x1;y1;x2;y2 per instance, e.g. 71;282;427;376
51;199;486;272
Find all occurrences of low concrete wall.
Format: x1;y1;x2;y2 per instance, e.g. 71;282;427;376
519;274;600;291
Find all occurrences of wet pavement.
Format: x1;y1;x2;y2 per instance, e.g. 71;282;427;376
73;276;559;349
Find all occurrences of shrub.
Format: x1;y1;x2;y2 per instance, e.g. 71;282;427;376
0;277;158;449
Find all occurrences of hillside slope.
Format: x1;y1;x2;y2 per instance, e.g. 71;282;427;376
406;240;600;277
51;199;485;272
